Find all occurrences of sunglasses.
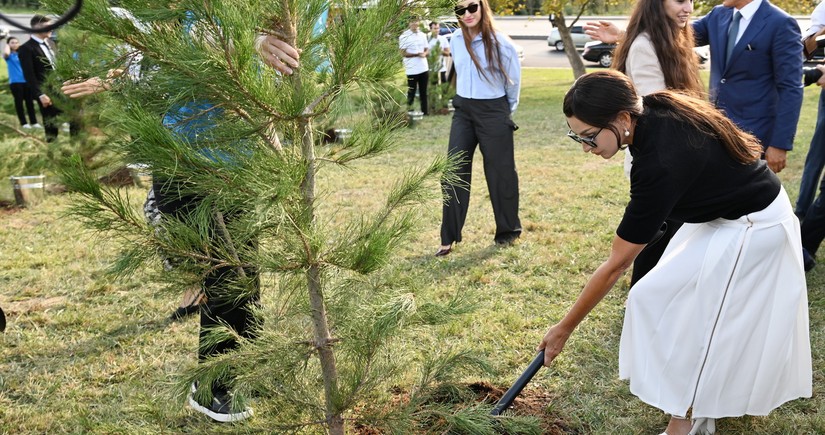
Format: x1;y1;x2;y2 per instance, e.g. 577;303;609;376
566;127;603;148
455;2;481;16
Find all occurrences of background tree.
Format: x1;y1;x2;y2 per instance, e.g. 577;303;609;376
47;0;540;432
695;0;815;15
543;0;593;78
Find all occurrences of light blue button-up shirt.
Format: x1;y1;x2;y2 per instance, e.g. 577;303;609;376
449;28;520;113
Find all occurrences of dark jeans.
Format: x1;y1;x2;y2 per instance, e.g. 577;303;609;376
796;90;825;219
406;71;429;115
9;83;37;126
153;178;260;361
440;95;521;245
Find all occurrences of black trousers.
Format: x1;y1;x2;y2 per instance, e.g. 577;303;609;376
9;83;37;126
406;71;429;115
153;178;260;361
36;100;80;142
629;219;682;287
440;95;521;245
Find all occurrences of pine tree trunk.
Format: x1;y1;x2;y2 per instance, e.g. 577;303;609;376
299;118;344;434
273;6;344;429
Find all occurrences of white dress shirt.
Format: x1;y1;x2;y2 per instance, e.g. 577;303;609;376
730;0;763;45
449;29;521;113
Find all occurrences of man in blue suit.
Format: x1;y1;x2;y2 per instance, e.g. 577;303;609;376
693;0;803;173
586;0;803;173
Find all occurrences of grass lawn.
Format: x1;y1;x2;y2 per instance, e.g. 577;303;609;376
0;68;823;434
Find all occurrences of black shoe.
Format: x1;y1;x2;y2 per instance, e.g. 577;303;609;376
188;382;253;423
494;233;520;247
434;246;452;257
169;303;200;321
803;248;816;272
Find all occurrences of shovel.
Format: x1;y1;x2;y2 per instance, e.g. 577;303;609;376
490;350;545;416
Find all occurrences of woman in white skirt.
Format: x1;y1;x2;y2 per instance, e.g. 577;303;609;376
538;70;811;435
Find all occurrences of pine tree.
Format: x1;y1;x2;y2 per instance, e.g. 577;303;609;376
50;0;541;431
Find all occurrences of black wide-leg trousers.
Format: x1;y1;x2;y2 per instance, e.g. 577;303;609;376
440;95;521;245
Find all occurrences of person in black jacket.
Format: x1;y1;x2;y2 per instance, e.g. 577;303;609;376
17;14;78;142
538;70;811;435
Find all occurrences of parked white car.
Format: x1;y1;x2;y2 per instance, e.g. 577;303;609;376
547;26;591;51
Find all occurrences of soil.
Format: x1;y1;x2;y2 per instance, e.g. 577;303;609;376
0;200;20;215
98;166;136;187
468;381;575;434
353;381;576;434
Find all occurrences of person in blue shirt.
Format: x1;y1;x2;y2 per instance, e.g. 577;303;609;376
63;9;302;422
3;36;39;129
435;0;521;256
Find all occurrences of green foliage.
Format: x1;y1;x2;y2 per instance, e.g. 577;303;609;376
426;40;456;115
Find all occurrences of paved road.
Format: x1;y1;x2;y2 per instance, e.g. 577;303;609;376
518;39;590;69
517;39;713;70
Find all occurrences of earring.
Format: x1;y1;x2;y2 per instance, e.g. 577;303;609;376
624;129;630;137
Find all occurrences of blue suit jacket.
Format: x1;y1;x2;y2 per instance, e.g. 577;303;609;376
693;1;803;150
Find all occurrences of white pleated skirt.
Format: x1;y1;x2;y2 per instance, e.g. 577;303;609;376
618;187;812;418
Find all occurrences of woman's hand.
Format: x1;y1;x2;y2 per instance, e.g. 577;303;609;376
255;34;300;75
538;323;573;366
61;77;110;98
584;21;621;44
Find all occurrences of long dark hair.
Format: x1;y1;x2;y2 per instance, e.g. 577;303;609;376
456;0;509;84
611;0;703;96
563;71;761;164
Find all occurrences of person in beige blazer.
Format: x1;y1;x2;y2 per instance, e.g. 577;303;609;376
586;0;704;291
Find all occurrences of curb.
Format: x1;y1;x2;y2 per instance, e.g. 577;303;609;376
510;35;546;40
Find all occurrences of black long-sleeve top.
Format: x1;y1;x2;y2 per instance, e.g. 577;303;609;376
616;106;781;245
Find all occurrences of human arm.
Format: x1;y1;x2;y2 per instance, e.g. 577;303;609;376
538;235;645;366
440;35;451;56
2;42;9;60
255;34;300;75
803;2;825;59
61;76;112;98
765;16;804;172
584;21;621;43
500;36;521;113
626;35;666;96
692;11;711;47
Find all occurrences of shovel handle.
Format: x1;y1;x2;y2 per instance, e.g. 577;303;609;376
490;350;545;416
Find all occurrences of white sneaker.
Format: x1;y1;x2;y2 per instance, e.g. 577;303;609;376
22;124;32;129
32;123;43;129
61;122;70;132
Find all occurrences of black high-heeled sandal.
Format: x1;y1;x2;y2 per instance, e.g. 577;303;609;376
434;246;452;257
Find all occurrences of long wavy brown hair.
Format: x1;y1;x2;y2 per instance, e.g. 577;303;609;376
455;0;509;83
612;0;704;96
563;71;761;164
